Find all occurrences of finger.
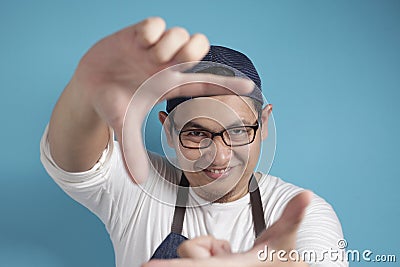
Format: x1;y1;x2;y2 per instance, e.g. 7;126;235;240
178;236;230;259
178;238;212;259
171;33;210;64
279;190;313;227
254;191;313;251
116;127;149;185
134;17;166;48
164;73;255;100
148;27;190;64
211;240;232;256
121;113;150;184
94;89;150;185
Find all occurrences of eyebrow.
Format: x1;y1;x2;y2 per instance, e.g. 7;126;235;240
181;119;256;131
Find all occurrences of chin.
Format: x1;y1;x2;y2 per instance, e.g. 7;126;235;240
188;168;249;200
193;183;236;203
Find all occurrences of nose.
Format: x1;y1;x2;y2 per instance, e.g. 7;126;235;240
205;136;232;166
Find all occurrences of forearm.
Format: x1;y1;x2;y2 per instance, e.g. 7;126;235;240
48;76;110;172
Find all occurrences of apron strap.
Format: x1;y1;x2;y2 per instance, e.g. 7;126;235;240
171;173;190;234
171;173;266;238
249;174;266;238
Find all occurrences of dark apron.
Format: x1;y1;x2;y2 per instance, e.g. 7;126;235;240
150;173;265;259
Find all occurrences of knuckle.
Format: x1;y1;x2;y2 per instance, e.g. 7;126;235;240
192;33;209;46
142;16;165;28
192;32;207;40
168;27;190;39
178;33;209;62
137;17;166;45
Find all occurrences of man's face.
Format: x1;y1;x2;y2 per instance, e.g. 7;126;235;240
160;95;270;203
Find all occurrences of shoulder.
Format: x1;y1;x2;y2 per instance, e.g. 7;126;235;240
258;173;342;229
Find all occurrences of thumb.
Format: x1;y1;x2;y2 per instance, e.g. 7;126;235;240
254;190;313;251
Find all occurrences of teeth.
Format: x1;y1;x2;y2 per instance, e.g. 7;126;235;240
208;168;228;174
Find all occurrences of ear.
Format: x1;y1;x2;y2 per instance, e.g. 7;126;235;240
158;111;175;148
260;104;273;140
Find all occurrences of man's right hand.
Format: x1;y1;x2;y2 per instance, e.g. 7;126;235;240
48;17;252;182
74;17;210;134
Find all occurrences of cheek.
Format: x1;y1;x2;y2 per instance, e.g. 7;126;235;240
235;141;260;170
251;137;261;159
232;148;248;164
173;141;204;172
172;136;200;160
235;138;260;157
178;148;201;161
251;140;261;160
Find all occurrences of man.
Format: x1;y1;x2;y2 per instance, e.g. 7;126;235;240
40;17;346;267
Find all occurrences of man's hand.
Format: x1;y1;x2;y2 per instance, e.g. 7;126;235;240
143;191;312;267
48;17;252;179
75;17;210;133
177;235;232;259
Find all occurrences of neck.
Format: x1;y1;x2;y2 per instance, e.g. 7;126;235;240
191;173;255;203
214;183;249;203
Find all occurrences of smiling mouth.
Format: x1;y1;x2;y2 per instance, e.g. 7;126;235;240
203;167;233;179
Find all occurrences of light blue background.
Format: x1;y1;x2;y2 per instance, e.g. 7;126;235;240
1;0;399;266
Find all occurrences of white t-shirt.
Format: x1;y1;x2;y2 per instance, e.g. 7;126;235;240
40;126;348;267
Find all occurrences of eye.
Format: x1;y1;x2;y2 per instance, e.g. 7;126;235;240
181;130;209;139
187;131;207;137
228;128;247;135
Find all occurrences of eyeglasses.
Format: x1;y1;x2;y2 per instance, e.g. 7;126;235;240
177;122;259;149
